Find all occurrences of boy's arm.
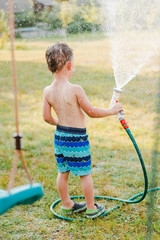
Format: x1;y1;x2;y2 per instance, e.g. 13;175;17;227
42;89;58;125
75;85;123;118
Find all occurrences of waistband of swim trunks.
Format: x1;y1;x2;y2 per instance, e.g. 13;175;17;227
56;125;86;134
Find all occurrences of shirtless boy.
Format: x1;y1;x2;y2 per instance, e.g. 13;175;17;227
43;43;123;218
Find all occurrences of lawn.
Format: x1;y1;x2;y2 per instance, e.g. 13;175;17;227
0;33;160;239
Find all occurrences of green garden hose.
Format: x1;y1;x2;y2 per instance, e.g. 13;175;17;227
50;119;160;221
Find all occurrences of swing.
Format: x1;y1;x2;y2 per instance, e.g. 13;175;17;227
0;147;44;215
0;0;43;215
0;184;43;215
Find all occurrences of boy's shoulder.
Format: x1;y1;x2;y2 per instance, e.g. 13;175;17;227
71;83;84;94
43;85;51;96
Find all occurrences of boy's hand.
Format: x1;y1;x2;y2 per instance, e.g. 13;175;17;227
110;102;123;115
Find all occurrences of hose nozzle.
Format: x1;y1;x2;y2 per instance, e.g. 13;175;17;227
110;88;124;119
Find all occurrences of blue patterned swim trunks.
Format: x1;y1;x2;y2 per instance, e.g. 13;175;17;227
54;125;92;176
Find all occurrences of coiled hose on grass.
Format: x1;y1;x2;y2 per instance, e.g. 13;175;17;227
50;119;160;221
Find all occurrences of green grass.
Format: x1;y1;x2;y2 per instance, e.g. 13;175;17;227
0;33;160;239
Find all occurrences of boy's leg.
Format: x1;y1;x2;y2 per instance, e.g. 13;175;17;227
57;171;74;209
80;174;96;210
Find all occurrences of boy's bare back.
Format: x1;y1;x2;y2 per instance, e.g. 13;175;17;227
43;81;86;128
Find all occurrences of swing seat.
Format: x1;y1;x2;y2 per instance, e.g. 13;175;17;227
0;183;43;215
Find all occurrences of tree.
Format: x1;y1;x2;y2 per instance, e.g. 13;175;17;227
58;0;78;27
81;0;101;24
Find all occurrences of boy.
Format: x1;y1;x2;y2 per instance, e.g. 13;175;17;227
43;43;123;218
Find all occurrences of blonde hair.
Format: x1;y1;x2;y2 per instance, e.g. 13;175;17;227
45;43;73;73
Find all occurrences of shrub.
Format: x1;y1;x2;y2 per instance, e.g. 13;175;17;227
66;20;101;34
59;0;102;28
66;21;83;34
46;13;62;30
81;21;94;32
72;11;85;22
14;12;35;28
60;0;102;34
35;9;62;30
